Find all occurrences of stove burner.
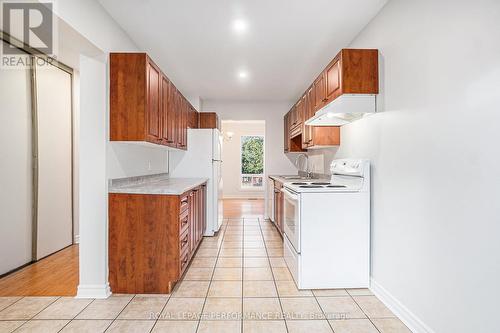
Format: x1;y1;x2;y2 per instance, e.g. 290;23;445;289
326;185;347;188
311;182;331;185
299;185;323;188
292;182;308;185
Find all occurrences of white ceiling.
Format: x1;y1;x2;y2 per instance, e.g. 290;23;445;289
99;0;387;102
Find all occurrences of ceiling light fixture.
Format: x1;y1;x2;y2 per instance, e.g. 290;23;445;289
238;71;248;79
232;19;248;33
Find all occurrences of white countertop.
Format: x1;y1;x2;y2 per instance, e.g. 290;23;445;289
109;177;208;195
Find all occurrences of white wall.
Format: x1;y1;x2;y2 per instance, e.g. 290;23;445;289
221;121;266;199
308;1;500;332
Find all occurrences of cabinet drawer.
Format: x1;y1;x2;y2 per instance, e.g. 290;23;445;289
179;209;189;235
179;249;190;274
180;194;189;213
179;228;190;255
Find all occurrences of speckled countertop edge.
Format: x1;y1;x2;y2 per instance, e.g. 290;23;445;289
108;173;208;195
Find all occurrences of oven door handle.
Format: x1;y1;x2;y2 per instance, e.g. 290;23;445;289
282;187;299;201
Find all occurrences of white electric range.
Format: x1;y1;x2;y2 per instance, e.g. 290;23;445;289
282;159;370;289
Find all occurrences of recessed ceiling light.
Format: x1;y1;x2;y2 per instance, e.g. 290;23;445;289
238;71;248;79
233;19;248;33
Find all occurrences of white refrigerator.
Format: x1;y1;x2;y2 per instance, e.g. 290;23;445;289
169;128;223;235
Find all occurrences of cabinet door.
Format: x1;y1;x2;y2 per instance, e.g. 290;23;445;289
178;98;187;150
183;102;188;149
295;99;303;125
201;185;206;236
283;113;290;153
146;60;161;142
301;93;309;148
160;75;171;144
313;72;326;111
189;190;195;253
175;91;183;148
306;86;315;147
325;57;341;103
163;75;178;146
291;105;298;127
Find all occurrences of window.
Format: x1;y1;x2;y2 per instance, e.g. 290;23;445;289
240;135;264;189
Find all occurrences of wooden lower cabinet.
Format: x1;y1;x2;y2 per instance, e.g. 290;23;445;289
108;183;207;294
273;180;284;235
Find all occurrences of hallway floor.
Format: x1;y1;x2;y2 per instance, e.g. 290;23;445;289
0;246;78;297
0;200;411;332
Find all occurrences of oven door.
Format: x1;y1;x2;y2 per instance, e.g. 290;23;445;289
282;187;300;253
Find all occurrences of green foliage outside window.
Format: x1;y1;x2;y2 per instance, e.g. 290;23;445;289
241;136;264;175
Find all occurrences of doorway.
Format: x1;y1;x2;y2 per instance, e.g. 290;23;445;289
221;120;266;213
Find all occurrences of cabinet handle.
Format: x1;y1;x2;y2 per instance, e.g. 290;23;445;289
322;98;328;102
181;198;188;204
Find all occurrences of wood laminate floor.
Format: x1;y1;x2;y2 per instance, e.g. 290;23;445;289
0;245;79;297
223;198;265;219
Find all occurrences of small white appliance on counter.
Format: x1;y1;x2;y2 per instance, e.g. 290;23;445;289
282;159;370;289
169;128;223;236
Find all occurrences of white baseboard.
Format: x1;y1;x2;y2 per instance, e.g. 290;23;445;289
74;235;80;244
370;278;435;333
76;283;111;299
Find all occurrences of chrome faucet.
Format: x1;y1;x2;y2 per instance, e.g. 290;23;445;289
295;154;312;179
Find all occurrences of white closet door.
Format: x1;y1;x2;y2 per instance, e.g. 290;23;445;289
0;41;33;274
35;62;73;260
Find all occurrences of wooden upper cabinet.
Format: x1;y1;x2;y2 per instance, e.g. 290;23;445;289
340;49;378;94
146;60;161;143
188;106;199;129
308;126;341;148
309;49;378;114
302;91;312;148
285;107;307;153
176;95;188;150
199;112;220;130
283;113;290;153
285;49;378;151
295;98;303;125
313;72;326;111
161;75;176;144
110;52;199;150
325;56;341;102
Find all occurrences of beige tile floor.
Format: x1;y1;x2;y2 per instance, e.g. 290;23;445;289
0;218;412;333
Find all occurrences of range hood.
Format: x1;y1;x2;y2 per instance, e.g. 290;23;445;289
305;94;377;126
